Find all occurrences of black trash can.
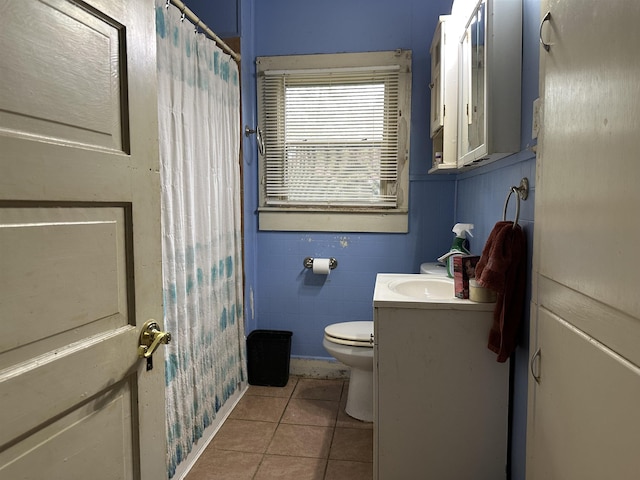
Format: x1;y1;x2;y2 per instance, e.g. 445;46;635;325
247;330;293;387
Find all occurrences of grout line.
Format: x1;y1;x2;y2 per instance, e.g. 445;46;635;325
322;380;344;479
250;380;295;480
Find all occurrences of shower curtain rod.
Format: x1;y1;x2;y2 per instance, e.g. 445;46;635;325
168;0;241;63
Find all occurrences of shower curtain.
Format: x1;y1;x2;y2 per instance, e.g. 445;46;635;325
155;3;245;477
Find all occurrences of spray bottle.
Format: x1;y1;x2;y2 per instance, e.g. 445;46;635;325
437;223;474;278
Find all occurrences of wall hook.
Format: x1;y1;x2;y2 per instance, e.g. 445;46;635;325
245;125;265;156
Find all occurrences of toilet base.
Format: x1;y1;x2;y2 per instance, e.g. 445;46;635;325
322;330;374;423
345;367;373;422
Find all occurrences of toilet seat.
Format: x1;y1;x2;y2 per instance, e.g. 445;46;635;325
324;321;373;347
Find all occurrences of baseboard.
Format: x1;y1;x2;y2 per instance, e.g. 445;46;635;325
290;357;350;379
173;382;249;480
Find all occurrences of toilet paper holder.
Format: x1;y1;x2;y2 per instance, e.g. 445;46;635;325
303;257;338;270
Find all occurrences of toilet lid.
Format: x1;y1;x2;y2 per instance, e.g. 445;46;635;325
324;321;373;347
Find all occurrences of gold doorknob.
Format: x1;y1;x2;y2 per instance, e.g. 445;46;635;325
138;320;172;358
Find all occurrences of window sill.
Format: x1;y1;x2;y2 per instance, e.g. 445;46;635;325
258;209;408;233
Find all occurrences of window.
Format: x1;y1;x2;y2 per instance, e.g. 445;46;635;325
257;50;412;232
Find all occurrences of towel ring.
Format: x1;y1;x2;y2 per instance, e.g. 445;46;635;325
502;178;529;228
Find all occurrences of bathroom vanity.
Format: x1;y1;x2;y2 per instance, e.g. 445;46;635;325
373;274;508;480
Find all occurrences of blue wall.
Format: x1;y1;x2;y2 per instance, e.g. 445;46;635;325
454;1;540;478
175;0;539;477
190;0;457;355
239;0;259;335
252;0;457;358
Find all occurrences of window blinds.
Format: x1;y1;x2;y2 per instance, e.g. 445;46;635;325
260;66;401;208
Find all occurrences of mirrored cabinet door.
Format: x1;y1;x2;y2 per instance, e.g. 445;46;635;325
467;1;485;155
428;15;460;174
457;0;521;169
430;19;444;136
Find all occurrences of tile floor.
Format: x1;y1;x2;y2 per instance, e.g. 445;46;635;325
185;377;373;480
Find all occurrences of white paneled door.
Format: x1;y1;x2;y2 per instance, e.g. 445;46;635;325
528;0;640;478
0;1;168;479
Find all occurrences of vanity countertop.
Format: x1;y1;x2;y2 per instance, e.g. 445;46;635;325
373;273;495;311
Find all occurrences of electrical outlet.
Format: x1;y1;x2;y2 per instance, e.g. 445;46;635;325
532;97;541;140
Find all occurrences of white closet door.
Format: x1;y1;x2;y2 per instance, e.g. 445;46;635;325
528;1;640;478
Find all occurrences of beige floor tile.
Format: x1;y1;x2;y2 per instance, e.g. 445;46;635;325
185;449;262;480
267;424;333;458
183;378;375;480
293;378;344;401
324;459;373;480
229;394;289;422
253;455;326;480
210;419;277;453
329;428;373;463
246;376;298;398
281;398;339;427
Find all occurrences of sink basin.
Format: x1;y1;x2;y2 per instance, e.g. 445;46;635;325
387;277;454;300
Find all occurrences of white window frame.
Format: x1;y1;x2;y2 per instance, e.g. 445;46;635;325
256;50;412;233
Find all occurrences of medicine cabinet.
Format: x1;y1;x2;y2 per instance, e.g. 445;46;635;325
428;15;459;174
457;0;522;168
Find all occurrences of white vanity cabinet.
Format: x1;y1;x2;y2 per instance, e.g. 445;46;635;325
373;274;509;480
457;0;522;168
428;15;459;174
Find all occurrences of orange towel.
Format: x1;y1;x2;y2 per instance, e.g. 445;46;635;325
475;221;527;363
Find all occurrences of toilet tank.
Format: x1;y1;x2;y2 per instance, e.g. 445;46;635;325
419;262;447;276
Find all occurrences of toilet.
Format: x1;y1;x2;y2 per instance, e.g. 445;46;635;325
420;262;448;276
322;321;374;422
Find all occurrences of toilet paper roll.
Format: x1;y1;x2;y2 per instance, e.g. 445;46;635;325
312;258;331;275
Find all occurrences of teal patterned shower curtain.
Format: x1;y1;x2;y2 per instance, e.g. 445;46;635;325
155;3;245;477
